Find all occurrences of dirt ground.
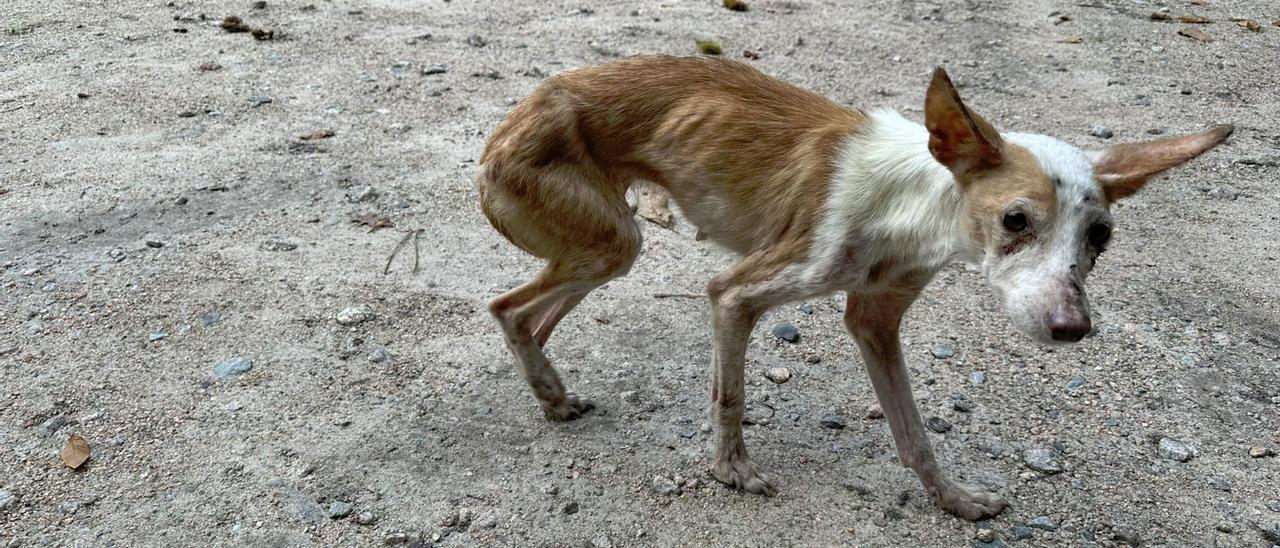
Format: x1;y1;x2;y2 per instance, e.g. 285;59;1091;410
2;0;1279;546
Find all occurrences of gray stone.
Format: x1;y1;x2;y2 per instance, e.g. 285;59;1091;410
1010;526;1034;540
328;501;354;519
347;185;378;203
1158;437;1197;462
797;303;814;314
337;305;376;326
652;475;679;496
1267;500;1280;513
368;347;390;363
355;511;379;525
466;34;487;47
975;528;996;542
1089;125;1114;139
864;404;884;419
422;64;447;75
40;414;69;436
148;331;168;342
974;539;1008;548
771;323;800;343
926;417;952;433
970;371;987;385
250;95;273;106
1027;516;1058;531
1066;375;1086;391
1023;447;1065;474
1209;477;1232;491
764;367;792;384
213;356;253;379
0;491;16;512
1132;95;1152;107
202;310;224;326
930;343;955;359
260;240;297;252
1112;527;1141;546
561;501;579;515
820;414;847;429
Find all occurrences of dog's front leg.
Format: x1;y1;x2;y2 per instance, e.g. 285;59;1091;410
845;289;1007;520
705;269;781;496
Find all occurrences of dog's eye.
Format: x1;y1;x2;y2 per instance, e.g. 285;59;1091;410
1002;212;1028;233
1088;223;1112;247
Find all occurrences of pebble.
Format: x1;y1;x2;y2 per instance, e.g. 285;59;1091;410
771;323;800;343
473;513;498;529
820;414;847;429
1132;95;1152;107
337;305;376;326
1157;437;1196;462
926;417;952;433
970;371;986;385
541;483;559;496
1066;375;1086;391
1027;516;1058;531
1089;125;1114;139
355;511;379;525
651;475;680;496
202;310;224;326
1010;526;1034;540
764;367;792;384
1266;501;1280;513
591;535;612;548
1111;528;1141;546
1023;447;1065;474
384;532;413;545
952;399;974;413
561;501;579;515
797;303;814;314
148;331;168;342
1209;477;1232;491
1250;446;1273;458
347;185;378;203
466;34;488;47
368;348;390;363
974;539;1008;548
212;356;253;379
260;240;298;252
975;528;996;542
250;95;273;106
864;404;884;419
930;343;954;359
0;491;15;512
328;501;354;519
422;64;447;75
145;240;165;248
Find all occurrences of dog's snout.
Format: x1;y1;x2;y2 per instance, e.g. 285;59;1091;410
1047;308;1091;342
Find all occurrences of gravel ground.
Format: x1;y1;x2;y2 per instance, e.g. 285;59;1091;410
2;0;1279;546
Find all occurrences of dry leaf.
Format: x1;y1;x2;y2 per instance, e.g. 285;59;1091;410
1150;12;1171;21
1178;27;1214;41
60;433;90;469
1056;36;1084;43
1178;15;1211;24
722;0;749;12
1189;0;1207;4
352;213;394;232
1237;19;1262;32
1274;20;1280;28
636;185;674;229
299;128;336;141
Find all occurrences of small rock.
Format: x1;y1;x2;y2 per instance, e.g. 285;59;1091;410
145;240;165;248
1249;446;1273;458
1023;447;1065;474
974;539;1008;548
764;367;792;384
930;343;954;359
202;310;224;326
384;532;413;545
864;404;884;419
590;535;613;548
212;356;253;379
1010;526;1034;540
355;511;379;525
1112;527;1141;546
422;64;447;75
473;513;498;529
820;414;847;429
1157;437;1197;462
328;501;354;519
1132;95;1152;107
1266;500;1280;513
797;303;814;314
651;475;680;496
0;490;15;512
805;355;822;364
771;323;800;343
466;34;487;47
251;0;267;8
1146;128;1164;135
1209;477;1232;491
337;305;376;326
541;483;559;496
260;240;298;252
148;331;168;342
250;95;273;107
970;371;986;385
561;501;579;515
368;347;390;363
1027;516;1058;531
1089;125;1114;139
975;528;996;542
346;185;378;202
952;399;974;413
926;417;952;433
1066;375;1086;391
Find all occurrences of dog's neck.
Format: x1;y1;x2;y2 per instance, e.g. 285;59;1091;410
815;110;981;279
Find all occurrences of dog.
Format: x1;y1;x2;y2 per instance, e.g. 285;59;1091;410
477;55;1231;519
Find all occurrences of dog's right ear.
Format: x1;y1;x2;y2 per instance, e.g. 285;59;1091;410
925;67;1004;178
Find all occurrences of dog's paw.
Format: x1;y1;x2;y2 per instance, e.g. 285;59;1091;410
711;456;776;496
935;482;1007;520
542;394;595;421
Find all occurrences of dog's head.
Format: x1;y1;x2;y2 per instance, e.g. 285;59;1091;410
924;67;1232;344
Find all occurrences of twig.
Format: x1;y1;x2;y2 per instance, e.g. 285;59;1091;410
383;229;420;275
653;293;703;299
0;105;24;114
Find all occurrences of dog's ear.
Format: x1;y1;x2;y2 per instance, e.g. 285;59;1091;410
1092;124;1233;202
925;67;1004;178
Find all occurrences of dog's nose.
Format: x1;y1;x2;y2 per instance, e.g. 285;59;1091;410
1048;310;1091;342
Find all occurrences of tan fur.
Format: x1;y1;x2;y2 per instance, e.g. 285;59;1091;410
959;144;1056;248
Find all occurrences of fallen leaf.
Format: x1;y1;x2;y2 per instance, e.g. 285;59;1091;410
1274;20;1280;28
60;433;90;469
352;214;394;232
221;16;250;33
1237;19;1262;32
299;128;336;140
1056;36;1084;43
636;185;674;229
695;38;723;55
1178;15;1211;24
1189;0;1207;4
722;0;749;11
1150;12;1171;21
1178;27;1214;41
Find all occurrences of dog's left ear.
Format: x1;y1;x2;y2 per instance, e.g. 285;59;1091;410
1092;124;1234;202
925;67;1004;178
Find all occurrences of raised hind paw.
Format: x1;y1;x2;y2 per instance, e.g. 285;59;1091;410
934;481;1008;520
541;394;595;421
711;455;777;496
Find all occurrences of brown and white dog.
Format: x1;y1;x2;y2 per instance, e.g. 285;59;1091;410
477;55;1231;519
